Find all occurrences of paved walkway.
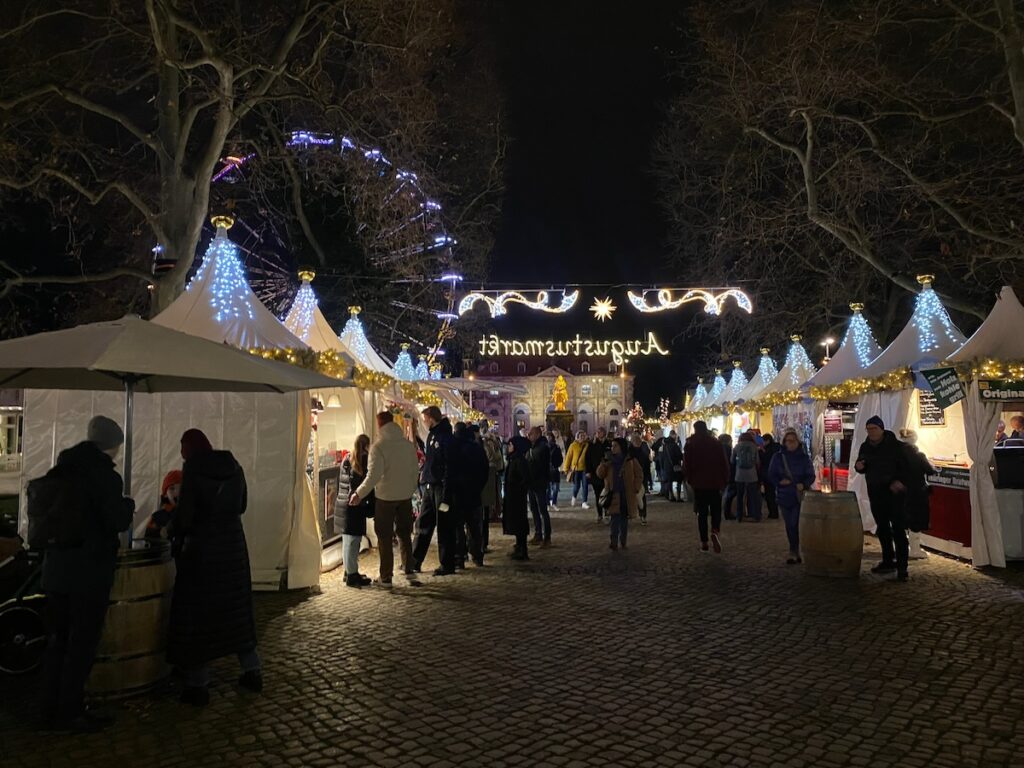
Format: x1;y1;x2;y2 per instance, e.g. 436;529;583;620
4;495;1024;767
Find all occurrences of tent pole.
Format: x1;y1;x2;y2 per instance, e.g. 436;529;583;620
123;377;135;498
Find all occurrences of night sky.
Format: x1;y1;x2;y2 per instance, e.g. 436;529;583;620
481;1;699;409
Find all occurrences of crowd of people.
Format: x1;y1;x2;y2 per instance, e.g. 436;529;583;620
28;406;934;732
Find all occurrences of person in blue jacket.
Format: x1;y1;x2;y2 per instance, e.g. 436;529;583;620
767;429;816;564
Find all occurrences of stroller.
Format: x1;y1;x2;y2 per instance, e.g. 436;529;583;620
0;530;47;676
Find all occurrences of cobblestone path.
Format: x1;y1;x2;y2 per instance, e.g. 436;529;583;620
3;496;1024;767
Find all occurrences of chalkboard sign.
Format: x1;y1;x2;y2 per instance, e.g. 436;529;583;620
918;390;945;427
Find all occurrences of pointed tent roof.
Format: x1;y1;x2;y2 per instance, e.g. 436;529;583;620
714;362;749;407
949;286;1024;363
686;380;710;414
757;336;818;398
282;272;347;355
860;278;966;379
735;348;779;404
804;303;883;389
153;221;305;350
704;370;729;408
338;307;395;375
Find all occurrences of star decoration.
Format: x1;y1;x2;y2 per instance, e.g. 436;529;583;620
590;296;616;322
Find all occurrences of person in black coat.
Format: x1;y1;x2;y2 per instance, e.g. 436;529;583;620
585;427;612;520
334;434;374;588
855;416;911;581
451;422;489;567
168;429;261;707
898;429;936;558
39;416;135;733
503;437;532;560
759;434;781;519
413;407;456;576
526;427;553;545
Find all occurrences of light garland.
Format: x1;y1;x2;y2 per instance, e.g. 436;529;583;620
353;364;396;391
458;290;580;318
339;306;372;366
189;218;256;324
843;303;881;369
394;344;417;381
688;379;708;413
658;397;671;425
627;288;753;316
707;370;727;402
415;356;430;381
247;347;350;380
958;358;1024;382
623;402;646;431
723;361;749;404
282;270;318;344
756;348;779;387
782;335;817;387
399;382;420;401
808;367;914;402
912;276;961;354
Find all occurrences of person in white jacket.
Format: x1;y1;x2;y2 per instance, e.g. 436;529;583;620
349;411;421;585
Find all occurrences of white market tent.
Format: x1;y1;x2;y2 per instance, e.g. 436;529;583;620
755;337;818;400
718;362;749;407
803;305;883;390
23;221;329;590
848;279;967;532
685;381;710;415
948;286;1024;567
339;307;395;376
734;350;779;406
704;371;730;409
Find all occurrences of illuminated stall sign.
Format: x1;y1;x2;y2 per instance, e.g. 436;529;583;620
477;332;669;366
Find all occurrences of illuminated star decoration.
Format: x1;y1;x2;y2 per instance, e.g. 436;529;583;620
590;296;617;322
458;290;579;318
627;288;753;316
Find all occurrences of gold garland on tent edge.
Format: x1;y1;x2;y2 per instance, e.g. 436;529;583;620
248;347;351;380
958;358;1024;382
353;364;396;391
808;367;914;402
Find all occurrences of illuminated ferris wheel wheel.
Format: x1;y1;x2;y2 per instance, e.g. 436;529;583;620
201;130;460;360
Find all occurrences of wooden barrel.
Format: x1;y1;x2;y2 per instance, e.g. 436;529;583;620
87;539;174;696
801;491;864;578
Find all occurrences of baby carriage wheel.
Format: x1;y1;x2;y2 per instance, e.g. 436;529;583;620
0;597;47;675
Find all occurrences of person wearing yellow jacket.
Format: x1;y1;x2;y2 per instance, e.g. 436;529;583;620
562;431;591;509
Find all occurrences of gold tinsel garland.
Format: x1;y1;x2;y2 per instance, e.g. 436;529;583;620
352;364;396;392
248;347;351;380
959;358;1024;382
808;367;914;402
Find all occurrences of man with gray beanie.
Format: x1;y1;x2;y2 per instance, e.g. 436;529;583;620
39;415;135;732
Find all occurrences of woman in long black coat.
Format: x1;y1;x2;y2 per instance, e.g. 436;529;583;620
168;429;261;707
333;434;374;588
503;436;532;560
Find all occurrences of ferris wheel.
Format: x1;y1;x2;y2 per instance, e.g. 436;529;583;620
201;130;460;360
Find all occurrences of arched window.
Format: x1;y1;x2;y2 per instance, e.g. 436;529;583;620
581;361;591;373
489;362;499;374
609;408;619;416
516;362;527;374
609;362;618;373
489;409;499;417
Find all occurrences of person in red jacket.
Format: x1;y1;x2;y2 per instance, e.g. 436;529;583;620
683;420;731;553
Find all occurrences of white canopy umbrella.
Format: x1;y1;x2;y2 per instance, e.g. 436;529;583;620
0;315;347;495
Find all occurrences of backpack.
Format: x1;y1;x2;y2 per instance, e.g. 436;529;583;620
26;464;90;550
736;444;756;471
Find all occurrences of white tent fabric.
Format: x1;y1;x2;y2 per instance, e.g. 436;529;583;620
686;383;710;415
339;310;395;375
962;380;1006;568
290;305;345;354
152;228;306;351
735;352;779;405
757;339;818;399
949;286;1024;363
859;283;966;381
803;309;883;389
718;365;748;407
847;390;914;531
704;372;729;409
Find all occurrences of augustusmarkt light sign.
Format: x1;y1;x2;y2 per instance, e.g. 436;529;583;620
477;332;669;366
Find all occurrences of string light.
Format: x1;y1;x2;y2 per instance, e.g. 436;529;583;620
188;217;256;324
842;303;881;369
458;290;580;317
723;361;748;403
688;378;708;413
757;348;779;387
394;344;417;381
415;355;430;381
283;270;318;344
353;364;395;391
707;370;727;402
783;335;817;386
627;288;753;315
339;306;375;366
912;276;961;353
658;397;671;425
590;296;616;321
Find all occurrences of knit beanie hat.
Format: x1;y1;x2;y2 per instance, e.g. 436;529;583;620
87;415;125;451
161;470;183;497
866;415;884;429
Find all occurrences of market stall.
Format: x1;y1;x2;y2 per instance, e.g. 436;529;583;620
732;348;780;434
744;336;818;450
804;303;884;492
845;277;967;539
948;285;1024;567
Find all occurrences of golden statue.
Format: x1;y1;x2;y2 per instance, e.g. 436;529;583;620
552;375;569;411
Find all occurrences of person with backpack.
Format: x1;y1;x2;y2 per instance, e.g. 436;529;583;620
36;415;135;733
732;432;763;522
767;430;816;564
168;429;261;707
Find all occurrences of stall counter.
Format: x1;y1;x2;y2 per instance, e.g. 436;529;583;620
920;463;972;560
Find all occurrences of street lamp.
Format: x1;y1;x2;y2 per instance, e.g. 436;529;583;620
820;337;836;363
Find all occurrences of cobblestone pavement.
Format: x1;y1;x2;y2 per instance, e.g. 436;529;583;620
4;494;1024;767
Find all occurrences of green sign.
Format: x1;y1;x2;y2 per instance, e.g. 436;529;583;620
920;367;966;410
978;379;1024;402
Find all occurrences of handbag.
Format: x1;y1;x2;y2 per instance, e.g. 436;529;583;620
780;453;805;502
